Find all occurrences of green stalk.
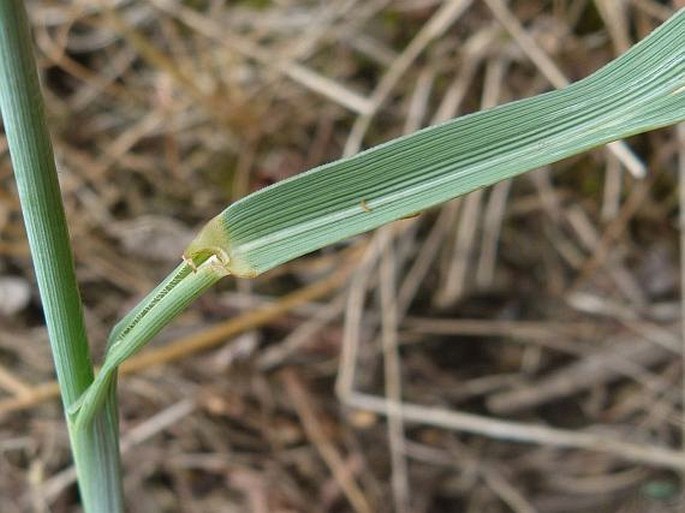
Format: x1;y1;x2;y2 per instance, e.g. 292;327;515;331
0;2;123;512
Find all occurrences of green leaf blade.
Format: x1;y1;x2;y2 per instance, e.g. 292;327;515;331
186;9;684;278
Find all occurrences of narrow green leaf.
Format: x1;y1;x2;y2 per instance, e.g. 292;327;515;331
185;9;685;277
81;9;684;435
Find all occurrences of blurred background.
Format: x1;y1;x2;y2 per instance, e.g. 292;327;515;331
1;0;684;511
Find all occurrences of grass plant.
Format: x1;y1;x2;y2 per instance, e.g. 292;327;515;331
1;2;683;511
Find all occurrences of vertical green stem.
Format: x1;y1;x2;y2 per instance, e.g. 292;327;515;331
0;2;123;511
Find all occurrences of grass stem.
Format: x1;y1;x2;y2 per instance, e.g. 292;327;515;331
0;2;123;511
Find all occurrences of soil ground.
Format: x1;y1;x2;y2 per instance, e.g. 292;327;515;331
1;1;685;511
